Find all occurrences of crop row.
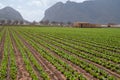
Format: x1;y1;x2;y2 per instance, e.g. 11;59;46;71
40;33;120;63
15;28;120;63
16;28;117;80
38;34;120;72
18;29;120;76
46;33;120;52
15;29;87;80
0;29;17;80
11;30;50;80
45;33;120;57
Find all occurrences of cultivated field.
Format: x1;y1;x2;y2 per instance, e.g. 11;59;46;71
0;26;120;80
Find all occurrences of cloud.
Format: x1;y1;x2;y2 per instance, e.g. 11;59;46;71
0;3;5;8
17;6;44;21
27;0;43;7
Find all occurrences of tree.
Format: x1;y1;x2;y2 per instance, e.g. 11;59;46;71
0;20;5;25
39;21;44;25
60;22;64;26
108;23;116;27
7;20;12;25
67;21;72;25
12;20;19;25
20;20;24;25
67;21;72;27
51;21;57;25
31;21;37;25
44;20;49;25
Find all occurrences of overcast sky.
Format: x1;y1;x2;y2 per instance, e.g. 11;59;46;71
0;0;86;21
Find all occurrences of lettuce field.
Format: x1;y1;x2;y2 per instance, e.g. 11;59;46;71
0;26;120;80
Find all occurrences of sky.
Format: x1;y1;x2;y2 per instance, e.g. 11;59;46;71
0;0;86;21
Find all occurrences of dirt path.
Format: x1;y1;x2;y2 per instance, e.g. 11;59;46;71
10;32;32;80
17;33;66;80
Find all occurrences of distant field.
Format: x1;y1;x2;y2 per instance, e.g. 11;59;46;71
0;26;120;80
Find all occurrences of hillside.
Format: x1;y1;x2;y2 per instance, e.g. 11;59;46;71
42;0;120;24
0;6;23;21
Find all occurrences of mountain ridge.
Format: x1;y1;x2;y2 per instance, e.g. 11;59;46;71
0;6;24;21
42;0;120;24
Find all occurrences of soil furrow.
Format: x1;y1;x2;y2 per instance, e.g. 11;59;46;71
17;31;98;79
41;35;120;63
43;34;120;54
31;34;120;79
25;50;43;80
32;34;118;65
17;33;66;80
14;28;120;79
19;30;120;79
46;34;120;53
27;32;120;79
48;41;120;79
10;32;32;80
36;40;98;80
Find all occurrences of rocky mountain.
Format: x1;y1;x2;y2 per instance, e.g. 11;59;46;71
42;0;120;24
0;6;24;21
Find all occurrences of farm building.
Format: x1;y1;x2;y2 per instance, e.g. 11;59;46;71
73;22;98;28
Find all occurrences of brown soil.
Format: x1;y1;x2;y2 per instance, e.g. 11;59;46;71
49;40;120;79
25;50;43;80
46;34;120;53
17;33;66;80
37;41;98;80
36;35;120;79
16;30;120;79
18;32;97;79
10;32;32;80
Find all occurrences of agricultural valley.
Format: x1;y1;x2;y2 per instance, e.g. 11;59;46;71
0;0;120;80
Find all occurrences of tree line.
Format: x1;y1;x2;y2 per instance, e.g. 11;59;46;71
0;19;73;26
0;20;25;25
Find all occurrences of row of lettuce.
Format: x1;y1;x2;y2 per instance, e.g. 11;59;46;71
0;28;17;80
0;28;50;80
13;28;87;79
0;26;119;80
0;27;87;79
14;27;119;80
